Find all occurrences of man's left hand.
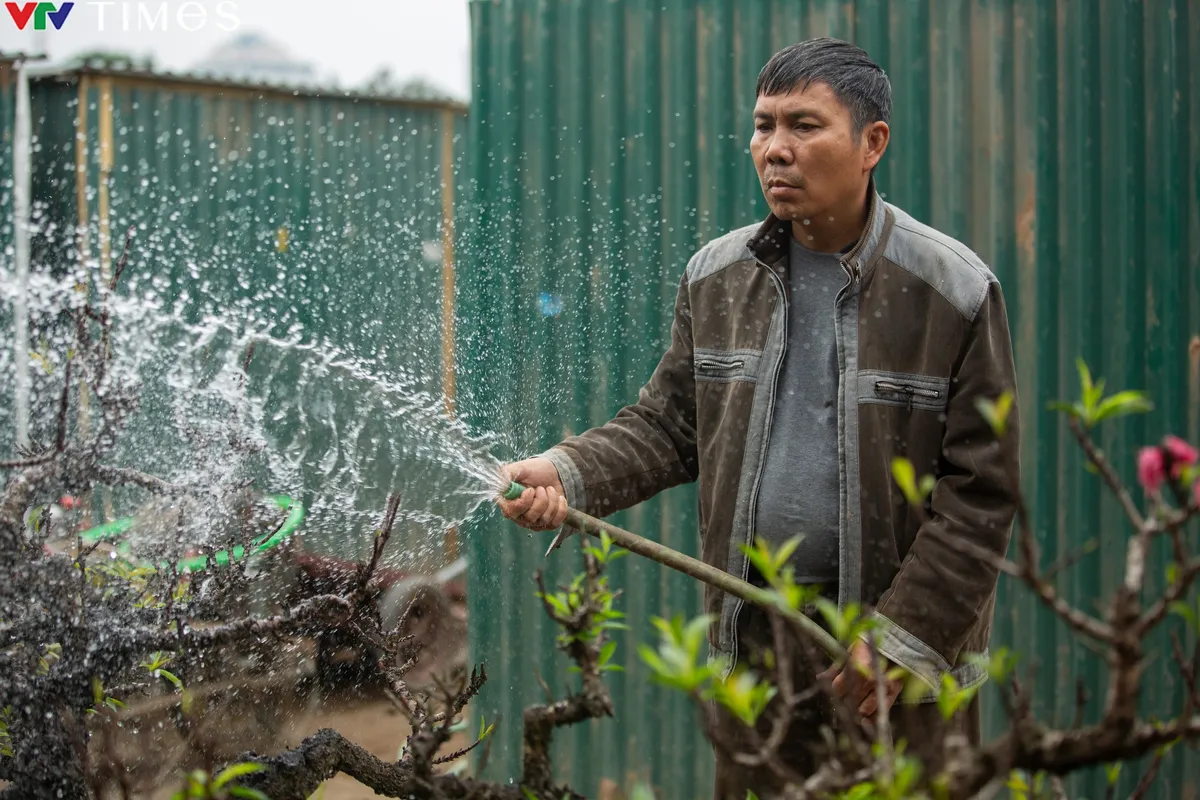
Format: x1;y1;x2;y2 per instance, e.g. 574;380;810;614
824;639;903;721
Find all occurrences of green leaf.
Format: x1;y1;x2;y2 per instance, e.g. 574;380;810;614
638;644;671;678
1046;400;1082;419
891;457;919;506
772;536;802;573
629;782;657;800
598;640;617;667
1093;390;1153;424
682;615;711;659
1076;357;1093;395
1005;770;1029;794
813;598;865;645
638;615;718;693
157;669;184;691
740;538;778;585
29;350;54;375
1156;737;1180;757
918;474;937;500
522;787;540;800
537;592;569;617
600;529;614;557
180;688;195;717
25;505;44;535
185;768;209;796
1169;601;1196;628
709;667;777;726
936;672;978;721
213;762;264;789
1180;464;1200;486
1105;762;1122;786
478;715;495;740
975;391;1014;437
229;790;270;800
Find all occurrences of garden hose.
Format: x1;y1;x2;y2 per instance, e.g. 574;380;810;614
501;480;843;661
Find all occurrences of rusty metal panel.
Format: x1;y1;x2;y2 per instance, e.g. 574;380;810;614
461;1;1200;797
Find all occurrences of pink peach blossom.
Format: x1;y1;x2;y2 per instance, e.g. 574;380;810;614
1137;446;1166;493
1163;435;1199;478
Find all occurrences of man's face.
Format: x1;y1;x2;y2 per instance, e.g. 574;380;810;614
750;81;886;227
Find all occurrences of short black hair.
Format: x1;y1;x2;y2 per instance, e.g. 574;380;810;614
756;37;891;135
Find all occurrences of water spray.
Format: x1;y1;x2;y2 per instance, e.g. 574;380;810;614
501;481;843;660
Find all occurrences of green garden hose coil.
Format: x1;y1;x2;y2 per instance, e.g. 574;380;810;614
78;493;305;574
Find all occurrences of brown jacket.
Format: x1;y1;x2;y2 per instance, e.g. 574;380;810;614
541;184;1021;699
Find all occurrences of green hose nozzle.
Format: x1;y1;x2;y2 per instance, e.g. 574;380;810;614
503;480;526;501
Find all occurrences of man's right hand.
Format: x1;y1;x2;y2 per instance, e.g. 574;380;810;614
497;458;569;531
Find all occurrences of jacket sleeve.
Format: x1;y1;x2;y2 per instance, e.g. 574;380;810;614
872;279;1021;686
539;265;699;519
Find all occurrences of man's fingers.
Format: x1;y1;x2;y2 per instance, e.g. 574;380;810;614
535;487;560;528
830;668;848;698
853;680;875;711
553;494;568;526
858;681;902;721
499;487;535;520
520;486;550;526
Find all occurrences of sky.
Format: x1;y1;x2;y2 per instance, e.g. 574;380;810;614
0;0;472;98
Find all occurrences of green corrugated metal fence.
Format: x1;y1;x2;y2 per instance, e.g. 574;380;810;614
460;1;1200;797
8;66;467;567
0;58;22;443
0;59;16;272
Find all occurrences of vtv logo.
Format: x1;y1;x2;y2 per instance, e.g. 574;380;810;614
6;2;74;30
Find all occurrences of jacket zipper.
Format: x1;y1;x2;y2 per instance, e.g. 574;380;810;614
875;380;940;411
727;259;788;674
828;198;879;610
729;194;878;656
696;358;745;372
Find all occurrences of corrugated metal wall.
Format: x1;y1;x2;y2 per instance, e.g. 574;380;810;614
0;58;22;444
460;1;1200;797
10;68;467;566
0;59;16;272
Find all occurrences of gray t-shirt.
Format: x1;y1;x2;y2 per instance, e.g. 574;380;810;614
751;234;848;585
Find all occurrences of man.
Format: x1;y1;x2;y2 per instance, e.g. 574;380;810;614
498;37;1020;798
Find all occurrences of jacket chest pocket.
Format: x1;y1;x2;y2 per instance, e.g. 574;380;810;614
694;348;760;385
857;369;949;413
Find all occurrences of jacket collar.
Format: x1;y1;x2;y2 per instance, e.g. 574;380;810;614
745;176;890;276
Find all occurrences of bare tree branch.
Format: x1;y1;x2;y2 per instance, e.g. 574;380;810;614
927;523;1115;643
93;466;187;496
1066;416;1147;532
